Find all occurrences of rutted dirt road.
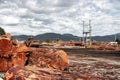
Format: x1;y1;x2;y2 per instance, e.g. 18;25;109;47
61;48;120;80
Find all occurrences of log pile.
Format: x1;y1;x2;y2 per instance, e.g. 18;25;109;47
0;34;69;79
4;65;75;80
90;45;116;50
4;47;69;80
0;39;30;71
28;48;69;70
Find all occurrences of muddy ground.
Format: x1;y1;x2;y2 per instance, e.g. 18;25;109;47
60;48;120;80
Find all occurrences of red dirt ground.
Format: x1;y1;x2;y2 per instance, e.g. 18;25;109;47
61;48;120;80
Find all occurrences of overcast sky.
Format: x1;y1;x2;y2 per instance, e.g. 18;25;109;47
0;0;120;36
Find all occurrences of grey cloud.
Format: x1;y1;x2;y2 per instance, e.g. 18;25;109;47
0;0;4;3
20;12;34;19
1;0;24;7
35;18;55;25
25;0;80;15
0;0;119;36
56;0;79;7
42;20;54;25
31;9;55;15
36;0;54;6
6;24;18;26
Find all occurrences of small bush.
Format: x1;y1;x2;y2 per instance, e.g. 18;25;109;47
0;27;6;35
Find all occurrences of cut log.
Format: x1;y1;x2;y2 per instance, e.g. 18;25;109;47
0;39;30;71
28;48;69;70
4;65;75;80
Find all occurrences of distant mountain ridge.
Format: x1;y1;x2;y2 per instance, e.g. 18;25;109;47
12;33;120;41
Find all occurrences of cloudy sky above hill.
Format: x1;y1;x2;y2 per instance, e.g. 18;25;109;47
0;0;120;36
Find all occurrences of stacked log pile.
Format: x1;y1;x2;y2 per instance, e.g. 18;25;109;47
28;48;69;70
4;65;76;80
4;47;70;80
2;33;120;80
0;34;69;80
0;39;30;71
5;61;120;80
90;44;117;50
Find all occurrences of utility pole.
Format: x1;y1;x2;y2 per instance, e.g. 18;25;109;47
82;19;92;47
82;21;85;43
89;20;92;46
115;34;117;41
